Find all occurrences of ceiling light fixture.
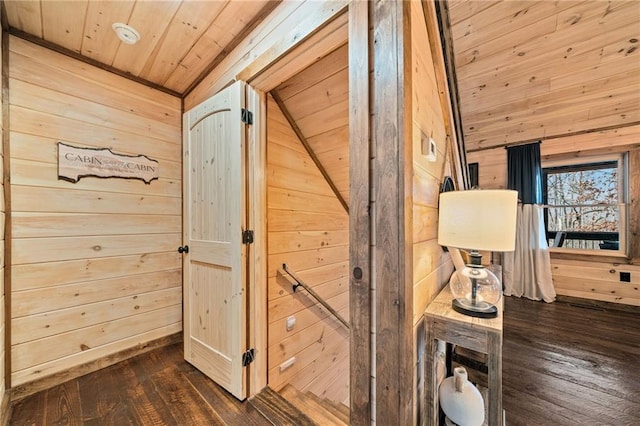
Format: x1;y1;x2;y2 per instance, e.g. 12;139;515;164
112;23;140;45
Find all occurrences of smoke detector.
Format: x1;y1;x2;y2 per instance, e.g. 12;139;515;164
112;23;140;45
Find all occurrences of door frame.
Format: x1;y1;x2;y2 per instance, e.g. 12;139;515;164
193;3;377;421
245;85;267;397
230;5;353;399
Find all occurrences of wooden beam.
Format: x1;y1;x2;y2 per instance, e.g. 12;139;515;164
182;1;282;98
270;90;349;213
236;2;349;86
185;1;350;110
629;149;640;262
246;87;268;397
2;28;10;391
1;3;8;32
248;12;348;94
372;1;413;424
6;28;181;98
348;1;371;422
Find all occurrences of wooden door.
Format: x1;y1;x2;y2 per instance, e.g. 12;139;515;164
183;81;247;400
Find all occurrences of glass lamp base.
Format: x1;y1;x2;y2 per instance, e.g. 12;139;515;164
452;298;498;318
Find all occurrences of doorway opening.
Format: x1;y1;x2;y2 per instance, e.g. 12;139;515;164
181;7;353;414
263;41;350;406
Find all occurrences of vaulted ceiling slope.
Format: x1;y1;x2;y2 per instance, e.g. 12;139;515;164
272;43;349;207
3;0;277;95
448;0;640;151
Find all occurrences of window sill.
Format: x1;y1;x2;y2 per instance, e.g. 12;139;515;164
549;248;632;264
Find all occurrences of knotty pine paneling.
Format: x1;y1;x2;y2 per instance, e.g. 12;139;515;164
466;132;640;306
450;1;640;150
266;95;349;405
8;36;182;387
410;0;451;331
551;259;640;306
273;43;349;205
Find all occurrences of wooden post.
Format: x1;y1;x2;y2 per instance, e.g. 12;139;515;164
629;149;640;261
2;24;11;392
349;0;371;424
247;86;267;397
371;1;413;424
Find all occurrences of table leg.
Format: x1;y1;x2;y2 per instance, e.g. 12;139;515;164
425;321;439;426
487;331;503;426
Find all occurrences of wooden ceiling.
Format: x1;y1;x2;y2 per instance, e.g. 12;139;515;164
448;0;640;152
3;0;277;95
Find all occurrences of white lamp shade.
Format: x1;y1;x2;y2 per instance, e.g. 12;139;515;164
438;190;518;252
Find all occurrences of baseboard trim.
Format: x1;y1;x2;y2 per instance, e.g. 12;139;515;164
10;332;182;402
556;295;640;314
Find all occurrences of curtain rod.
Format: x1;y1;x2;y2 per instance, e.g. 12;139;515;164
504;140;542;149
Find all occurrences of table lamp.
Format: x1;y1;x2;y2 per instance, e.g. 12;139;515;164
438;190;518;318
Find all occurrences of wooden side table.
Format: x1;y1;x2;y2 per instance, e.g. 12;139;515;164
424;285;504;425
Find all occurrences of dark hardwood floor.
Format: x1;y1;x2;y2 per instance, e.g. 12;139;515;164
9;343;271;425
503;296;640;426
9;297;640;425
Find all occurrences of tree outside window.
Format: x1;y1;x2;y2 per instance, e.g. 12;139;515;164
543;159;624;251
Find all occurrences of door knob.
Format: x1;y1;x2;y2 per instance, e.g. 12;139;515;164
177;245;189;254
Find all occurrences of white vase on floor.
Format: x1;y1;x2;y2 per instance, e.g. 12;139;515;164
439;366;485;426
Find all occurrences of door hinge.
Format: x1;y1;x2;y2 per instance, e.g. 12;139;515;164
242;348;255;367
241;108;253;125
242;230;254;244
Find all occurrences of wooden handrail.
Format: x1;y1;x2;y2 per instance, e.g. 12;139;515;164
281;263;350;330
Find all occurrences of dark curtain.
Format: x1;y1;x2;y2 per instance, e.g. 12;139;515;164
507;142;542;204
504;141;555;302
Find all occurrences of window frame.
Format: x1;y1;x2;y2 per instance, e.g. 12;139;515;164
541;153;628;256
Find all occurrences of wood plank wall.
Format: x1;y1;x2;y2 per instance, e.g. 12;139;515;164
273;43;349;205
0;28;6;414
266;94;350;405
449;0;640;151
467;128;640;306
7;36;183;388
409;2;456;423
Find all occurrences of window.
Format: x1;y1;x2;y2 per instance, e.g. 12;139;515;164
542;154;627;252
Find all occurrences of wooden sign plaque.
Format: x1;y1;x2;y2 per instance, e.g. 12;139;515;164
58;142;159;184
